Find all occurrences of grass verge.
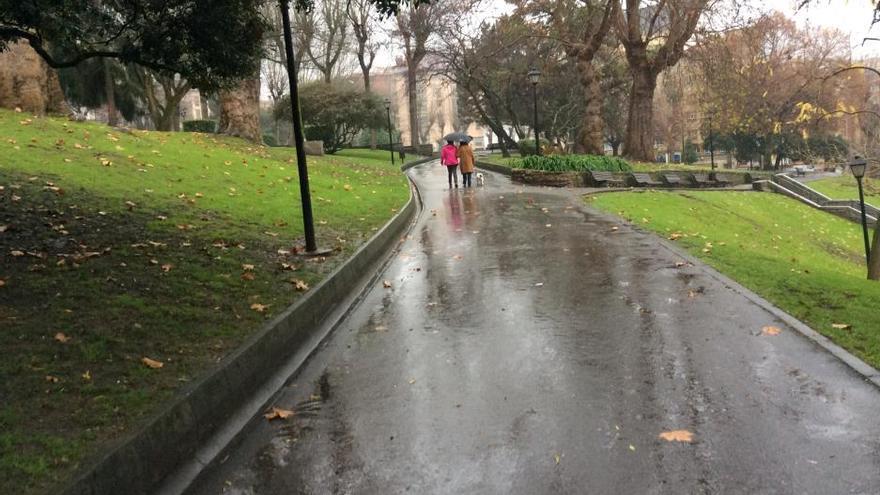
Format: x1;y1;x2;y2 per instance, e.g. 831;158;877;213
807;175;880;203
0;109;409;494
589;190;880;369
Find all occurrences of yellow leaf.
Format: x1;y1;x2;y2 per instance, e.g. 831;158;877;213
554;453;561;464
831;323;851;330
242;264;255;271
263;407;295;420
659;430;694;442
291;279;309;291
81;370;92;381
141;357;164;369
762;326;781;336
54;332;71;343
250;303;269;312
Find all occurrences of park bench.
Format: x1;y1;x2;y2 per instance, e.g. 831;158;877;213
689;173;719;187
713;173;733;186
629;173;663;187
660;173;683;186
589;170;623;187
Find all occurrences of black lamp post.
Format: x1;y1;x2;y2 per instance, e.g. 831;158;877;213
279;0;325;255
528;68;541;156
849;156;870;266
384;98;395;167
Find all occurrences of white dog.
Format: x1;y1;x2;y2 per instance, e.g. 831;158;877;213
476;172;485;187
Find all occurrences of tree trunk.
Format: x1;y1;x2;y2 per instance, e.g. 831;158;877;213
623;67;658;161
576;60;604;155
869;226;880;280
406;67;420;148
611;142;620;156
103;60;118;126
219;77;262;143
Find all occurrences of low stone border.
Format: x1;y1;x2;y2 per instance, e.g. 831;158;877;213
58;158;429;495
509;168;757;188
475;159;513;176
583;204;880;390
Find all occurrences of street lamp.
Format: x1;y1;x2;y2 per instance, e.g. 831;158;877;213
528;68;541;156
849;156;870;266
384;98;395;167
279;0;326;255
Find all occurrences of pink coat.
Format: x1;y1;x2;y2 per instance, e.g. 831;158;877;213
440;144;459;166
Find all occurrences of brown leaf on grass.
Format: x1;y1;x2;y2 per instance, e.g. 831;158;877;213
81;370;91;381
10;250;25;257
291;279;309;291
831;323;852;330
45;375;60;383
383;280;392;288
124;200;136;210
240;272;255;281
141;357;164;369
54;332;70;343
0;225;7;233
242;264;255;271
280;262;298;271
264;407;295;420
161;264;173;272
250;303;269;312
343;184;352;191
659;430;694;443
0;278;5;287
762;326;781;336
674;262;686;268
668;232;683;240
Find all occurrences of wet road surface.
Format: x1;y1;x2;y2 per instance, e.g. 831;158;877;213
188;163;880;495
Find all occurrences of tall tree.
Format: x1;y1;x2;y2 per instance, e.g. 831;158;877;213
395;2;445;148
348;0;380;148
306;0;351;83
218;76;262;142
615;0;709;160
133;67;191;131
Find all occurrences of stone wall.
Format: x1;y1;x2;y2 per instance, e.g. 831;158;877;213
0;41;68;115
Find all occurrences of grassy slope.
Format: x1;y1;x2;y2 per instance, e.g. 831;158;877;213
0;109;408;494
589;190;880;369
808;175;880;203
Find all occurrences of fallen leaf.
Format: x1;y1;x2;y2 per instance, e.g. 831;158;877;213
554;453;561;464
668;233;683;241
241;272;255;281
10;250;25;257
535;282;544;287
674;261;686;268
611;226;619;232
81;370;91;381
242;264;255;271
408;378;417;385
831;323;852;330
264;407;295;420
280;263;298;271
161;264;173;272
141;357;164;369
343;184;352;191
54;332;70;343
0;225;7;232
659;430;694;443
545;224;552;228
250;303;269;312
762;326;781;336
291;279;309;291
383;280;392;288
45;375;60;383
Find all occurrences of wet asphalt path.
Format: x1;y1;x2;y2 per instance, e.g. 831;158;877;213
188;163;880;495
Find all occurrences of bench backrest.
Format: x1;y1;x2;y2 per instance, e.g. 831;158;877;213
662;174;681;182
591;171;615;180
632;173;653;181
693;174;712;181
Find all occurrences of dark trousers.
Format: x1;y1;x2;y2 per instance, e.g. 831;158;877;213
447;165;459;187
462;172;472;187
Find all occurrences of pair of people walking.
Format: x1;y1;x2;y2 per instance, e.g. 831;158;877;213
440;140;475;188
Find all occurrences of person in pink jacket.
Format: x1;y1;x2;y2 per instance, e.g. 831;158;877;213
440;140;460;188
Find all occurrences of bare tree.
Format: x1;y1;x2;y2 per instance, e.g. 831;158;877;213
306;0;351;83
615;0;710;160
395;1;447;148
348;0;380;148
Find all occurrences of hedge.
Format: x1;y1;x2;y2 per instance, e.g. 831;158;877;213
182;120;217;133
513;154;632;172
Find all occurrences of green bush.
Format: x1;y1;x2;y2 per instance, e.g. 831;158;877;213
262;133;278;147
513;154;632;172
517;138;551;157
683;140;699;164
182;120;217;133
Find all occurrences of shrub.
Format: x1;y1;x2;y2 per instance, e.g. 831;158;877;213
262;133;278;147
513;154;632;172
182;120;217;133
517;138;551;157
683;140;699;164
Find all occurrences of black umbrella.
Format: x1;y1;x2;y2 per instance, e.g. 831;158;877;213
443;132;473;143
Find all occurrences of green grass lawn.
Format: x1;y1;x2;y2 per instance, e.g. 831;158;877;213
0;109;409;494
589;190;880;370
808;175;880;203
477;153;519;167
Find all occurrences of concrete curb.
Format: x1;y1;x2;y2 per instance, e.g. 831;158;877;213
580;197;880;390
57;158;428;495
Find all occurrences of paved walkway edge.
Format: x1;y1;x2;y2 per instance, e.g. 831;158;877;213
475;159;513;176
582;200;880;389
57;158;432;495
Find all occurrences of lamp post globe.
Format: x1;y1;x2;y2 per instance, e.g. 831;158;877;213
528;68;541;156
849;156;870;269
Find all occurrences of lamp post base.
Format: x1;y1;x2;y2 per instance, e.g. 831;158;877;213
302;247;334;257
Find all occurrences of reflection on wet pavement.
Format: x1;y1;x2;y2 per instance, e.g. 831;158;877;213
188;162;880;495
